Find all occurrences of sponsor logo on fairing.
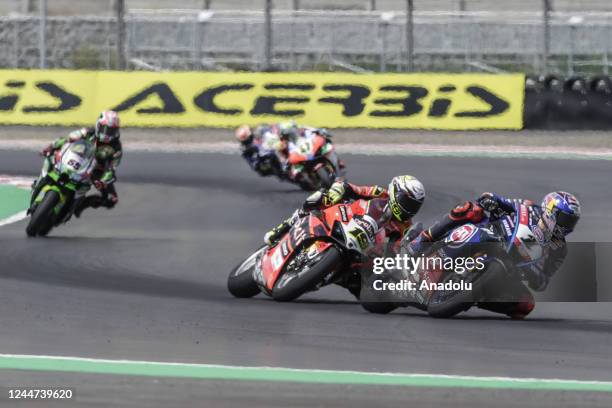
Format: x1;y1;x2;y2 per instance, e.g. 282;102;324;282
339;205;349;223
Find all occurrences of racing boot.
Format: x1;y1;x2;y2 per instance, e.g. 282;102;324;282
264;220;292;247
74;191;118;218
337;270;362;299
264;208;306;247
74;195;102;218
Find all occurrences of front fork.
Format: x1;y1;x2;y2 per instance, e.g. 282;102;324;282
30;156;53;204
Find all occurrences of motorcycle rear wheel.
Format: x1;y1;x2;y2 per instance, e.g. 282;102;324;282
26;190;59;237
272;246;342;302
360;273;398;314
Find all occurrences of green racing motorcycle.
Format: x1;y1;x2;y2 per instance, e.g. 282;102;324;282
26;139;97;237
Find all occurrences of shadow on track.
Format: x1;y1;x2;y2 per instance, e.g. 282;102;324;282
0;269;228;303
1;236;229;303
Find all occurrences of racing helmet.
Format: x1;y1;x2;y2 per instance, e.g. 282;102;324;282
540;191;581;237
95;111;120;144
235;125;253;144
279;121;298;142
387;175;426;222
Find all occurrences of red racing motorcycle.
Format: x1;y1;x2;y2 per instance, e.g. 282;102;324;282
287;132;345;191
227;199;379;301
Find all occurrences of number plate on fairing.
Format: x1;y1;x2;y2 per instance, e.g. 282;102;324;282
340;215;377;254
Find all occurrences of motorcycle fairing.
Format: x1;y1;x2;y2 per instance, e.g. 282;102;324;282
261;214;333;290
260;199;373;291
30;140;96;216
511;203;545;268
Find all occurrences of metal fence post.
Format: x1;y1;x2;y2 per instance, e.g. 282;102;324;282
39;0;46;69
369;0;376;11
459;0;466;11
605;20;610;75
13;19;18;68
380;20;387;72
264;0;272;71
23;0;34;13
116;0;126;70
203;0;211;9
291;0;299;69
406;0;414;71
568;24;574;76
542;0;551;74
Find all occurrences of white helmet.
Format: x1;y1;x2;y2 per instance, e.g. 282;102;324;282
387;175;426;222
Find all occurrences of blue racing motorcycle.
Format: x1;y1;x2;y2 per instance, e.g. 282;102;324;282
361;202;546;318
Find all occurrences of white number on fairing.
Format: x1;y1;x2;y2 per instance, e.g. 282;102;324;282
271;247;284;270
67;159;81;170
298;140;312;154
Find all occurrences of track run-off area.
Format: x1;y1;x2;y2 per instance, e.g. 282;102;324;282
1;143;612;407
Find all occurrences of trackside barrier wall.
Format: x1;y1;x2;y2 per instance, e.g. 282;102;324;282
524;76;612;130
0;70;524;130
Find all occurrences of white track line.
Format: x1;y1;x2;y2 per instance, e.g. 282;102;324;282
0;210;27;227
0;139;611;159
0;175;30;227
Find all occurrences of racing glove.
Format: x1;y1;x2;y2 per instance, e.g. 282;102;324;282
40;144;54;157
322;181;346;207
477;192;499;213
94;180;106;191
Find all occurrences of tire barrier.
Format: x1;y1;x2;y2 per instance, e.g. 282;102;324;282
524;75;612;130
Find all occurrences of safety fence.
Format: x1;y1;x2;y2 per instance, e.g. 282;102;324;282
5;3;612;76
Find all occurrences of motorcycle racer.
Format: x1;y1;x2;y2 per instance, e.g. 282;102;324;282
265;176;425;247
277;121;331;165
236;121;343;186
406;191;581;318
235;124;284;177
36;111;122;217
276;121;344;182
263;175;425;296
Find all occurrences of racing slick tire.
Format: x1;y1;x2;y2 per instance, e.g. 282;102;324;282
272;246;342;302
227;246;264;298
26;190;59;237
359;273;398;314
427;260;506;318
361;301;397;314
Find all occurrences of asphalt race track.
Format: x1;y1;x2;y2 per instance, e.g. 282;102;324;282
1;149;612;407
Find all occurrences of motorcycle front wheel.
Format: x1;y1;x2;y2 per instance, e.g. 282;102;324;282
26;190;59;237
272;246;342;302
227;246;265;298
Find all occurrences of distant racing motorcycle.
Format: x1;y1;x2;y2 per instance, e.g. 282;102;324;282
287;131;345;191
26;140;97;237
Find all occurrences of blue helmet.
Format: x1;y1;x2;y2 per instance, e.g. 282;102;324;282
540;191;581;237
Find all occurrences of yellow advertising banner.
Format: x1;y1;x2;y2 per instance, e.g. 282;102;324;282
0;70;524;129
